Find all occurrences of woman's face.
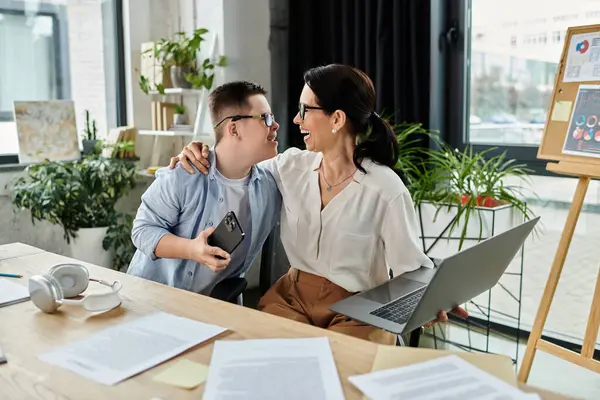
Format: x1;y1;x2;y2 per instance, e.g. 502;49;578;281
293;84;338;153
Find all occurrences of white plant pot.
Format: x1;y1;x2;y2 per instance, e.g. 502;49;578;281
173;113;186;125
417;201;522;260
69;227;114;268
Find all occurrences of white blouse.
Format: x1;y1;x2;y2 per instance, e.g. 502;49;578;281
260;148;433;293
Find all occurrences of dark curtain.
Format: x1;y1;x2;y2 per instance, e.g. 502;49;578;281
285;0;431;148
261;0;433;293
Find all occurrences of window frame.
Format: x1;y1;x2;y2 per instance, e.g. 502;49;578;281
0;0;127;165
442;0;556;176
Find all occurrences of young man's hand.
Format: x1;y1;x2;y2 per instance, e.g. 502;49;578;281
189;227;231;272
169;141;211;175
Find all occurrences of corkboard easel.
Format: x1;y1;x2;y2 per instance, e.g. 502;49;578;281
518;24;600;382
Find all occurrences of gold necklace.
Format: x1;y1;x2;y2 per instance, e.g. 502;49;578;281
321;163;357;192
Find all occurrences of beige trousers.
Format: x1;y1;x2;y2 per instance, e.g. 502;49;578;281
258;268;396;345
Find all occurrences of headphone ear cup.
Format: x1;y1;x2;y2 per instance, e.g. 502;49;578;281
29;274;64;314
48;263;90;298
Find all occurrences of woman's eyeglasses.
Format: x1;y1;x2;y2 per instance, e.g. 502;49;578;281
213;113;275;129
298;103;325;120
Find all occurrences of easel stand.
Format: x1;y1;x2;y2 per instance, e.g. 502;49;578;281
518;161;600;382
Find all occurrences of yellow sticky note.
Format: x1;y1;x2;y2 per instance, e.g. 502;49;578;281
152;359;209;389
551;100;573;122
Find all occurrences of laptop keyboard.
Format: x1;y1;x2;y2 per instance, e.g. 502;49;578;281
369;287;426;324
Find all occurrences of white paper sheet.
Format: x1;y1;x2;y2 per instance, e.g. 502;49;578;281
349;355;535;400
203;337;345;400
38;311;226;386
564;32;600;83
0;278;29;307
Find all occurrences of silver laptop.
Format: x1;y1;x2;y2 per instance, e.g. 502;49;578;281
329;217;540;335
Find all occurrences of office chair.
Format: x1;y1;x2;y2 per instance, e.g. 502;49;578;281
210;276;247;305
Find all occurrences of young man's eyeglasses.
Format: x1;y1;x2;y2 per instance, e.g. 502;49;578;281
213;113;275;129
298;102;326;120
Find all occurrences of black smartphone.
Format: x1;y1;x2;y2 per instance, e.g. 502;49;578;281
207;211;245;259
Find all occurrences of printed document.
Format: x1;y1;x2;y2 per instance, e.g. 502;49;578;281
38;312;226;385
564;32;600;82
0;278;29;307
203;337;345;400
349;355;538;400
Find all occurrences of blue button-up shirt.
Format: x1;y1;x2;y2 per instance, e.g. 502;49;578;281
127;151;281;295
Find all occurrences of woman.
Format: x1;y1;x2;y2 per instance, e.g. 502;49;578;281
171;64;466;344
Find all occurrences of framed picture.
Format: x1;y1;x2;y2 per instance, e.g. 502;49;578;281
13;100;80;163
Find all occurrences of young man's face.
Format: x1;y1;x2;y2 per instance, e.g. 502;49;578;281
234;94;279;164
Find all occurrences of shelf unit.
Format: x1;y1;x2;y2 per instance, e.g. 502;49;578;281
139;130;195;137
144;88;208;167
148;88;204;96
136;169;156;179
141;34;219;167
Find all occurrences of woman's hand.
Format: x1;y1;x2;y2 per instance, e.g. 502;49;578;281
424;306;469;328
169;141;211;174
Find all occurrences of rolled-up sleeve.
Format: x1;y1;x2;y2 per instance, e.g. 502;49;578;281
131;168;182;260
382;191;434;277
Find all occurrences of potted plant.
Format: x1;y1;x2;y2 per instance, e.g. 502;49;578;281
82;110;99;155
173;104;186;126
10;150;137;268
391;123;536;253
138;28;227;92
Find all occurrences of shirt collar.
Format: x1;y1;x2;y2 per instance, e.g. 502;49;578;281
208;148;261;183
311;152;367;184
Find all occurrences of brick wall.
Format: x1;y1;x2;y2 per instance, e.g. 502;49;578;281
66;0;109;139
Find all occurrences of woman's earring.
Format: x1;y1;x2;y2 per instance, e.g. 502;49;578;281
332;129;337;134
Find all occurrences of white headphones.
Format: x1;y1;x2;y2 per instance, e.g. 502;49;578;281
28;263;122;314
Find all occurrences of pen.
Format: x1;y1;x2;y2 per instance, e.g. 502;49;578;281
0;273;22;278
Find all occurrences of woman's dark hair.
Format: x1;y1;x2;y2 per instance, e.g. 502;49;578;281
303;64;399;173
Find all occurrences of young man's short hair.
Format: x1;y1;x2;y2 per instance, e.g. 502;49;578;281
209;81;267;144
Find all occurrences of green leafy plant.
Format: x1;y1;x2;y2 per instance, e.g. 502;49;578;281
103;212;135;271
154;29;208;68
100;139;137;160
184;55;228;90
138;28;227;93
420;144;535;249
138;74;165;95
10;152;137;243
391;122;536;250
174;104;186;115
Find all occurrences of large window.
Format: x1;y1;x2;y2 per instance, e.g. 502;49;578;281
441;0;600;369
467;1;600;147
0;0;125;163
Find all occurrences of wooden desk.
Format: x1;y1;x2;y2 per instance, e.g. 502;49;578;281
0;243;569;399
0;244;378;399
